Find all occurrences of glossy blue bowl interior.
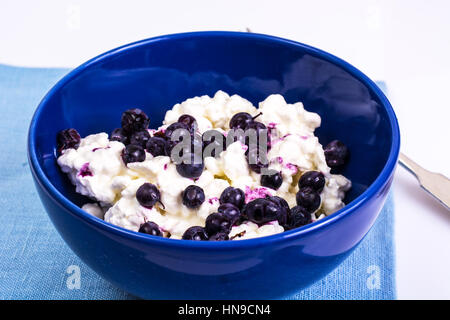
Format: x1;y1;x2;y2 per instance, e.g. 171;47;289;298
28;31;400;299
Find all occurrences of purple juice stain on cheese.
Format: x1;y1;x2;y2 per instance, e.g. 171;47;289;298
244;186;272;203
285;163;298;174
208;197;219;205
92;146;110;152
270;133;292;147
78;162;93;177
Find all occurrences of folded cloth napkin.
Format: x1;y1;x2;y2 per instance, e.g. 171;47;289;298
0;64;396;300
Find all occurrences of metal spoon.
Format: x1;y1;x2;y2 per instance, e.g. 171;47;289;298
398;153;450;210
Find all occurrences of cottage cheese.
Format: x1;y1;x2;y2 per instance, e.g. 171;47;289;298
57;91;351;240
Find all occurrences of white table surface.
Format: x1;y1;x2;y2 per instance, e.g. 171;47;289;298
2;0;449;300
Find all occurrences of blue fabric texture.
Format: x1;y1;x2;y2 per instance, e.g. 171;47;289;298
0;64;395;300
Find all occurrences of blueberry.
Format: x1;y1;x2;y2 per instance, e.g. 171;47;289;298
245;120;266;132
296;187;321;213
205;212;232;236
136;183;161;208
246;146;268;173
229;112;253;130
266;195;290;226
267;195;290;212
284;206;312;230
217;203;241;224
243;198;281;226
245;121;268;151
298;171;325;193
202;130;226;158
219;187;245;210
110;128;129;144
164;123;194;158
189;134;204;158
146;136;168;157
178;114;197;133
260;170;283;190
164;139;178;157
176;159;204;179
166;134;202;160
129;130;150;148
209;232;229;241
121;108;150;134
229;112;262;130
164;122;190;141
245;120;267;138
182;185;205;209
121;144;146;164
324;140;348;168
138;221;162;236
57;128;81;153
182;226;209;240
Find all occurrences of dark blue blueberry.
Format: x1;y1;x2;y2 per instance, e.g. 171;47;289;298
284;206;312;230
245;121;268;143
298;171;325;193
146;136;168;157
164;139;178;156
129;130;150;148
209;232;229;241
57;128;81;153
138;221;162;236
182;185;205;209
110;128;129;144
225;129;246;147
178;114;197;134
260;170;283;190
246;146;268;173
229;112;253;130
296;187;321;213
121;108;149;134
164;124;196;157
229;112;262;130
176;160;204;179
174;140;204;178
205;212;232;236
182;226;209;240
219;187;245;210
217;203;241;224
245;120;266;132
324;140;349;168
202;130;226;158
266;195;290;226
243;198;281;226
164;122;190;141
189;134;204;158
121;144;146;165
136;183;161;208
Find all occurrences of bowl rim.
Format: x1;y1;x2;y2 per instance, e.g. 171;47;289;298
28;31;400;249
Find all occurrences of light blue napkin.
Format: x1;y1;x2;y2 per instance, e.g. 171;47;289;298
0;64;395;300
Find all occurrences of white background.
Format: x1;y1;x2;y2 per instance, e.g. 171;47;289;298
1;0;449;299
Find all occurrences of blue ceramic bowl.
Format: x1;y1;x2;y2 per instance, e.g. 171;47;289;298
28;31;400;299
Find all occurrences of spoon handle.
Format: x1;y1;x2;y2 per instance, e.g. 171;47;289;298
398;153;450;210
